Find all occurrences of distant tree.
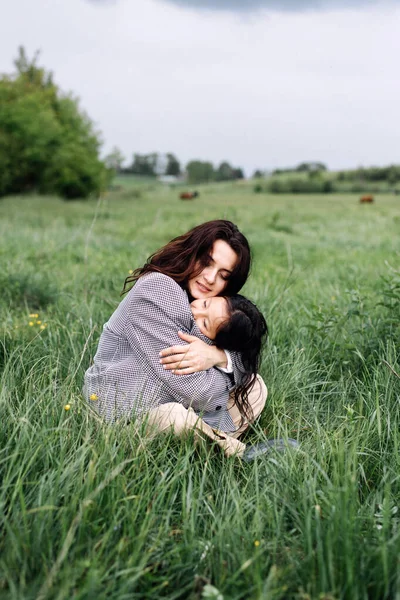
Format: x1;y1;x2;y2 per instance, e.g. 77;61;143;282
295;163;309;172
130;153;157;176
272;167;295;175
272;162;327;175
186;160;214;184
232;168;244;180
215;161;234;181
165;153;181;177
0;46;108;199
126;152;180;177
388;166;400;185
214;161;244;181
104;146;125;172
296;162;327;173
252;169;264;178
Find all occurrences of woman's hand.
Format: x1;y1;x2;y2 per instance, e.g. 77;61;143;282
159;331;227;374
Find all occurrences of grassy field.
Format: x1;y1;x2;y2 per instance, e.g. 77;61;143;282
1;181;400;599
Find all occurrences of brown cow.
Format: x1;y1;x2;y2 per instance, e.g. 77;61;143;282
179;191;199;200
360;195;374;203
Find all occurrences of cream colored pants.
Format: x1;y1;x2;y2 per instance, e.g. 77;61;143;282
146;375;268;458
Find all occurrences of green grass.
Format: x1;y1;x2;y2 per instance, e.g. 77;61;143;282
1;182;400;599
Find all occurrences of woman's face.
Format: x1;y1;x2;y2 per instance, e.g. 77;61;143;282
187;240;238;299
190;296;229;340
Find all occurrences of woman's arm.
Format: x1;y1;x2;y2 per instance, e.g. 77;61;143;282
160;336;247;387
160;331;228;373
124;274;232;413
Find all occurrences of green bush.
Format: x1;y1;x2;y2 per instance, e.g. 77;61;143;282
0;47;108;199
266;176;335;194
268;178;290;194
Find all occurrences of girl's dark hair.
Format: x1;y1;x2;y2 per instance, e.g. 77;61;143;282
214;295;268;424
122;220;251;296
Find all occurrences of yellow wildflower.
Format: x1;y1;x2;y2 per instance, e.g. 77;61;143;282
90;393;98;401
40;324;46;330
29;322;34;326
128;269;134;275
64;404;71;411
29;313;39;318
254;540;260;547
36;320;42;325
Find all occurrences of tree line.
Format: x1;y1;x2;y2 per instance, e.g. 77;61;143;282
106;149;244;184
253;162;400;194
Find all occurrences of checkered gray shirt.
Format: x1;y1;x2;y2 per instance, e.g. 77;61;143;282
83;272;245;432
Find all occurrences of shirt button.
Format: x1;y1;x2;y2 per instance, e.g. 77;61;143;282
216;406;221;411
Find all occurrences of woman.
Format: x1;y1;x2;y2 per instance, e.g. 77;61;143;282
84;220;269;458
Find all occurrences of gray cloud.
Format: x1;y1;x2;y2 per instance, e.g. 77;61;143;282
90;0;398;12
164;0;397;12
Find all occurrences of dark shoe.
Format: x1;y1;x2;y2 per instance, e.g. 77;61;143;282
242;438;300;462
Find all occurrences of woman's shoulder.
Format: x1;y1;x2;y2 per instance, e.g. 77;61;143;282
131;272;187;301
125;272;191;323
138;271;177;284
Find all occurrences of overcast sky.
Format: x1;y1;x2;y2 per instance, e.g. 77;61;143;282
2;0;399;175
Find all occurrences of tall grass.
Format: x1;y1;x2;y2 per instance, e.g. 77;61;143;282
1;186;399;599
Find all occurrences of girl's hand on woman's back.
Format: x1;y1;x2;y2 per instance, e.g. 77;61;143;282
159;332;227;374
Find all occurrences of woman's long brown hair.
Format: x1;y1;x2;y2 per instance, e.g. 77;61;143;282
122;219;251;297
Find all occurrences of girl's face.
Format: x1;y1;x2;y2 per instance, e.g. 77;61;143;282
190;297;229;340
187;240;238;299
